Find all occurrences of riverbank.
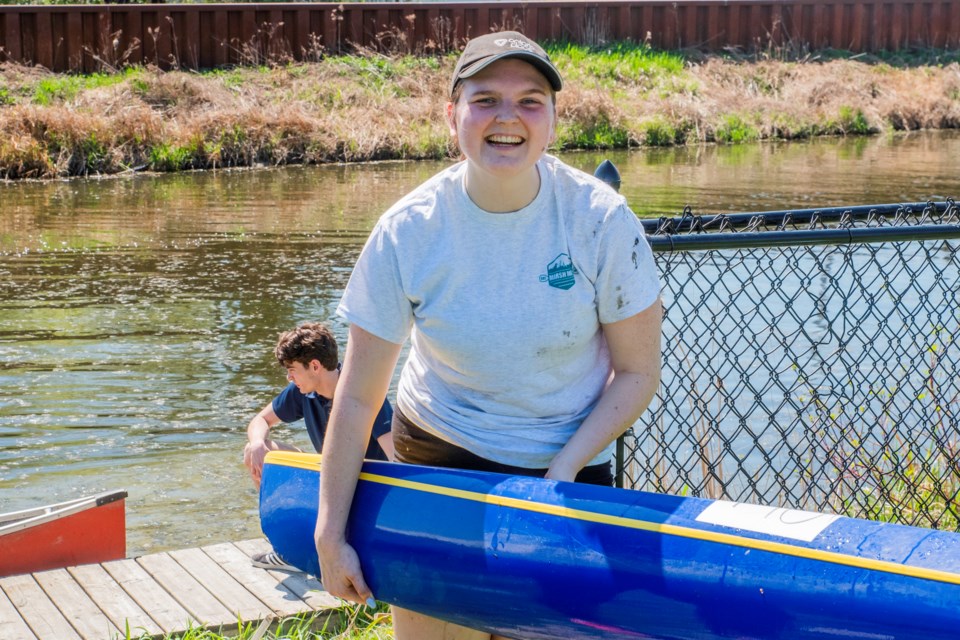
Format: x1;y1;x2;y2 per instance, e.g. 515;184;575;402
1;43;958;180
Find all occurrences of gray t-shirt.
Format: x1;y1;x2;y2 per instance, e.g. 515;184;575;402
338;155;661;468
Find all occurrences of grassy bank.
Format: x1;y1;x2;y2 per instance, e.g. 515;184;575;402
1;43;959;179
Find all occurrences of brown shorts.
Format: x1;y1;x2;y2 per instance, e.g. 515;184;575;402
392;408;614;487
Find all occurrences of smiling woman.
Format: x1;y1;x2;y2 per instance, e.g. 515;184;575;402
310;31;663;640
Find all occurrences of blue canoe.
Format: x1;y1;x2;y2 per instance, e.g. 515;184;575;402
260;451;960;639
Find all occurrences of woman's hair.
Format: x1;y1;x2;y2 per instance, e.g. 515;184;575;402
274;322;339;371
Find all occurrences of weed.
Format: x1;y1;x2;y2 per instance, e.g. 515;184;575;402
640;117;678;146
557;115;630;149
150;141;198;172
837;106;871;134
713;114;759;144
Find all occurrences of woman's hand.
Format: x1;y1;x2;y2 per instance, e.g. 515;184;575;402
544;456;580;483
316;536;376;607
548;299;663;480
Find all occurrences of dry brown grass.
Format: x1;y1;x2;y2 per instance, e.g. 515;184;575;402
1;53;958;179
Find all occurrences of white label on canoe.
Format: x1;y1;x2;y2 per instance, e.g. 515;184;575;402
695;501;840;542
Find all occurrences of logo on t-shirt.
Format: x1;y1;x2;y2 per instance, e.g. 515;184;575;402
538;253;578;290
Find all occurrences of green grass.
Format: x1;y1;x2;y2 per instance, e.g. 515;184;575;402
836;105;872;134
640;117;680;146
127;603;393;640
150;141;200;171
31;67;143;105
556;114;631;149
713;114;759;144
548;41;685;88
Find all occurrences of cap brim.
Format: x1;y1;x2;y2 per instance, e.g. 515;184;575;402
456;51;563;92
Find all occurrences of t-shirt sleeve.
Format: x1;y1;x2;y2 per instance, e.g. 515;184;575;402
271;383;305;424
595;205;661;324
370;399;393;440
337;222;413;344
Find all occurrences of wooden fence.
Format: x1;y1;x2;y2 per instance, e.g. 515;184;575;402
1;0;958;73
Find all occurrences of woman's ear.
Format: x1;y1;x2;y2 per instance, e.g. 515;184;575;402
445;101;458;140
548;100;558;146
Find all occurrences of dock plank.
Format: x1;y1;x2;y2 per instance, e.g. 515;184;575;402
1;573;81;640
101;558;194;634
32;568;122;640
233;539;338;610
0;586;37;640
137;552;236;628
168;547;268;622
3;539;336;640
200;542;309;617
67;564;164;638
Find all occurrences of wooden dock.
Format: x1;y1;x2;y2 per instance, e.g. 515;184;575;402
0;538;340;640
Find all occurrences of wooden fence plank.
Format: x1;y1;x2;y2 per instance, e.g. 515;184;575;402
295;8;311;59
0;586;37;640
212;7;228;66
137;553;235;627
34;11;53;70
101;558;194;635
184;8;201;69
67;564;164;638
154;8;172;69
950;0;960;47
4;12;22;62
122;9;142;66
0;574;80;640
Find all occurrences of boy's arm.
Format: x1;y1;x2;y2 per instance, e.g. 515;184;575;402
243;402;282;488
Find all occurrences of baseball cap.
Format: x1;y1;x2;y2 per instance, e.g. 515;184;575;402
450;31;563;96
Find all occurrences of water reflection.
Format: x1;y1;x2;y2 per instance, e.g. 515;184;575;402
1;131;957;555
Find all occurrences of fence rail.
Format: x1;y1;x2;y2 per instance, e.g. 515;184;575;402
1;0;958;73
623;199;960;530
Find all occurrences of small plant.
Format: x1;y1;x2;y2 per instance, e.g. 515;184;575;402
640;117;678;146
556;115;630;149
150;141;198;172
713;114;759;144
836;105;871;134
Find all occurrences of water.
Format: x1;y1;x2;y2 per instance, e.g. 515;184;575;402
1;131;958;556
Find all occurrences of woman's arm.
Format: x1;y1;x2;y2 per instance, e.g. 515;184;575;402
546;298;663;482
315;324;402;604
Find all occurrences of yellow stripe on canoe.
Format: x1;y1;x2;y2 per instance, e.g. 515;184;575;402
264;450;960;586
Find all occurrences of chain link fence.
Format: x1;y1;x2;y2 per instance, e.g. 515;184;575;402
618;199;960;530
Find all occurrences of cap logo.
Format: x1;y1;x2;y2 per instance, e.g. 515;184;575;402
493;38;535;53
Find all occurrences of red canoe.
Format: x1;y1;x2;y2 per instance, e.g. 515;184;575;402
0;490;128;577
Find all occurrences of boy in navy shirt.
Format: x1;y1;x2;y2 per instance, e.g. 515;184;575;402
243;322;393;570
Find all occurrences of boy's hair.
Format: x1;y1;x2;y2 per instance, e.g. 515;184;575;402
274;322;339;371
